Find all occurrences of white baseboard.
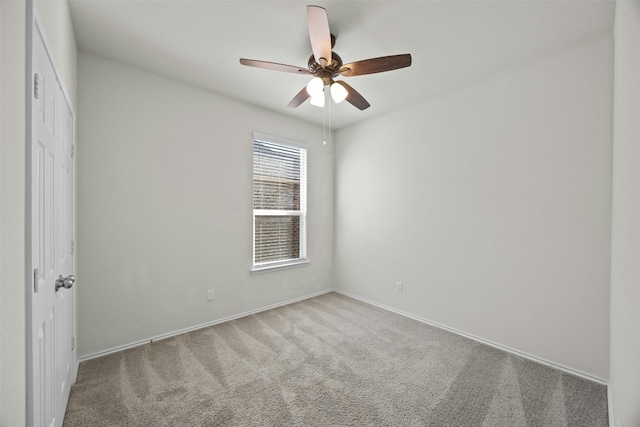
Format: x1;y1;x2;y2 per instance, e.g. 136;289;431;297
78;288;334;362
79;287;608;389
608;386;615;427
334;289;609;386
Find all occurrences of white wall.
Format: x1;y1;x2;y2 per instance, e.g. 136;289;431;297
77;52;334;358
609;0;640;425
0;1;27;425
334;35;613;380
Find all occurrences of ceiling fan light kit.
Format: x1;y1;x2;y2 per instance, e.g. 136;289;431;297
306;76;324;98
240;5;412;111
310;94;325;108
330;82;348;104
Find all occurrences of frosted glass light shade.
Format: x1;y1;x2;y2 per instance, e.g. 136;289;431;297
306;77;324;97
330;82;348;103
310;93;325;107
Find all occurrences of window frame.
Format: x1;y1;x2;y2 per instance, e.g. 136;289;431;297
251;132;309;274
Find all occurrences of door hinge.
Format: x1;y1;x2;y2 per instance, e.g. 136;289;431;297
71;143;75;158
34;73;40;99
72;336;75;351
71;239;75;255
34;268;39;293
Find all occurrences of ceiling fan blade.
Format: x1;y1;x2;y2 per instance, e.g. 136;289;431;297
334;81;370;110
240;58;311;75
287;86;311;108
307;5;332;68
339;54;412;77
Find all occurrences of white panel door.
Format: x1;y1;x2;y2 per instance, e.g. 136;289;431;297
30;25;75;427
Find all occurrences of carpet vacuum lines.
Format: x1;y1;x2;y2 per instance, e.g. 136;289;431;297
63;292;608;426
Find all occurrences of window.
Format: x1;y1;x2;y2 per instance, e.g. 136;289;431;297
252;133;307;272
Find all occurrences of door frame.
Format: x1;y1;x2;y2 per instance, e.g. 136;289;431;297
25;6;78;426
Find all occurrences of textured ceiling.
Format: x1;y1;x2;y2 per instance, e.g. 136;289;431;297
68;0;614;129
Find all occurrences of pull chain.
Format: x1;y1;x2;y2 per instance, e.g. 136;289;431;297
323;90;331;153
323;89;327;146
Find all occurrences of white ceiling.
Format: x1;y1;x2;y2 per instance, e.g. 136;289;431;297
68;0;615;130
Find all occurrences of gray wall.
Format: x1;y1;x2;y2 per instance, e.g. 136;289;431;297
334;35;613;380
609;0;640;425
76;52;334;357
0;2;27;425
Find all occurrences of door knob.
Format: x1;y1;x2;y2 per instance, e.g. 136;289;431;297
55;274;75;292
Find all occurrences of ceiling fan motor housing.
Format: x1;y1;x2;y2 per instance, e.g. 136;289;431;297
308;52;343;85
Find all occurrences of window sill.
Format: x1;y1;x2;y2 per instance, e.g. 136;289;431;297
251;260;310;275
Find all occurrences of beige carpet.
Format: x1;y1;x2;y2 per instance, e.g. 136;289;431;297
63;292;608;426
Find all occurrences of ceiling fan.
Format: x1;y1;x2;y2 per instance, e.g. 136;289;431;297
240;5;412;111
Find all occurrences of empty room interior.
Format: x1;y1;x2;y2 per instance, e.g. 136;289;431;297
1;0;639;426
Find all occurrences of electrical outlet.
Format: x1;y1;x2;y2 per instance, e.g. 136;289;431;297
396;282;403;292
207;289;215;301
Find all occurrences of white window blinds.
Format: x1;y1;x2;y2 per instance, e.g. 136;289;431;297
253;135;307;268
